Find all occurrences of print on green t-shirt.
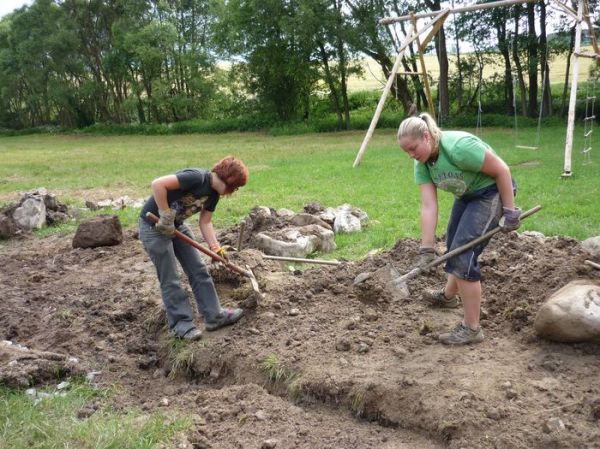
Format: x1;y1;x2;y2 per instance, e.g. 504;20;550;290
414;131;496;197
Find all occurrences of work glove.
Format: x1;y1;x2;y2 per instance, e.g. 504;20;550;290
499;207;521;232
156;208;176;236
210;244;229;261
417;246;436;267
216;246;228;260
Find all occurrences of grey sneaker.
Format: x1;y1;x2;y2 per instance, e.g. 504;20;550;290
423;288;459;308
439;322;484;345
205;308;244;331
181;328;202;341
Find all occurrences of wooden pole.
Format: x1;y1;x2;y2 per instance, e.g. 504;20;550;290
413;11;449;119
563;0;584;177
380;0;538;24
353;10;450;168
263;255;341;266
585;260;600;270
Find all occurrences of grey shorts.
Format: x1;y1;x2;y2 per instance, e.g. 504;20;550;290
444;184;504;281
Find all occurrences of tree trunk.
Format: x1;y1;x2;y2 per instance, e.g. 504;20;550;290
318;42;343;129
334;0;350;129
526;2;538;118
512;4;527;116
425;0;450;122
539;0;551;116
496;20;514;115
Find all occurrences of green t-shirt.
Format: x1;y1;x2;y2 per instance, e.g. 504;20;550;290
414;131;496;197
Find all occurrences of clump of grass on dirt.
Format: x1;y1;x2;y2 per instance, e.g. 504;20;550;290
261;354;298;385
0;381;191;448
350;389;366;417
165;336;201;380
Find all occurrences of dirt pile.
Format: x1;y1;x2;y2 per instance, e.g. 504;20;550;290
1;226;600;449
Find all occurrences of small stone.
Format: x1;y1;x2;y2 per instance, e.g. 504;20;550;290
419;322;432;335
159;397;169;406
364;309;378;322
543;417;565;433
261;438;278;449
289;308;300;316
335;338;351;352
486;408;502;420
254;410;268;421
505;389;518;399
357;342;370;353
343;318;359;330
591;399;600;420
393;347;408;358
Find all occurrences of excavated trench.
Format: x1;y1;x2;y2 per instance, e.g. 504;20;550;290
2;223;600;448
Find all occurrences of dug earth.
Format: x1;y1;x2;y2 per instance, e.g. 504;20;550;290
1;221;600;449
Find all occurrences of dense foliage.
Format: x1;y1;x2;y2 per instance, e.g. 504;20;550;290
0;0;597;132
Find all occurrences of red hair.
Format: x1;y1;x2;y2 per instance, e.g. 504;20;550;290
212;156;249;194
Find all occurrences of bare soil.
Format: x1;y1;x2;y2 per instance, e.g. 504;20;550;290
2;223;600;449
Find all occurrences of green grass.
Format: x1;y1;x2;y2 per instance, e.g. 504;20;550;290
0;125;598;260
0;382;191;449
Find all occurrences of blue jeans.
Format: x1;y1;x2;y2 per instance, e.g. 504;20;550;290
444;184;504;281
138;218;222;336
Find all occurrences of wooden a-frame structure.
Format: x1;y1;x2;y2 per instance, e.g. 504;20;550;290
352;0;600;178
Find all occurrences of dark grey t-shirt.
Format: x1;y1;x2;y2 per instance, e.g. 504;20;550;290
141;168;220;226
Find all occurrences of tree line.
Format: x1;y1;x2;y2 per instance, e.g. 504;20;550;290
0;0;595;131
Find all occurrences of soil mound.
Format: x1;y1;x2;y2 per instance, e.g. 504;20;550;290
2;228;600;448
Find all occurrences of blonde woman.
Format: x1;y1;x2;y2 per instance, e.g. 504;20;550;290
397;113;520;345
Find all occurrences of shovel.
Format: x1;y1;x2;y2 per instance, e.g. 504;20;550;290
391;205;542;289
145;212;262;296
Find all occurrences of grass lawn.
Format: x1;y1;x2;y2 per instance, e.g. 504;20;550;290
0;125;598;259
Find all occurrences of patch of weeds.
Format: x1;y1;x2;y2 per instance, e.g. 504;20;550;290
287;377;302;401
0;381;191;448
261;354;298;386
143;304;167;333
350;389;366;417
57;308;74;324
167;336;204;379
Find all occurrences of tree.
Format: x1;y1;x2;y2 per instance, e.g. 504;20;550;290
424;0;449;121
215;0;317;121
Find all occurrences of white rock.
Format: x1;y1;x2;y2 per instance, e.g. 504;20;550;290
333;205;361;233
13;197;46;230
534;280;600;343
582;236;600;258
275;208;295;217
255;225;335;257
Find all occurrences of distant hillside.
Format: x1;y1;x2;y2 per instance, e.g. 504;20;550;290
347;47;596;92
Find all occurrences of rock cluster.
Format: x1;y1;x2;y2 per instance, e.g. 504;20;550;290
246;203;368;258
0;188;71;239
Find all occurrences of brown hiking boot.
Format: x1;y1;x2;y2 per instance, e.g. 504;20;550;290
439;322;484;345
423;288;459;308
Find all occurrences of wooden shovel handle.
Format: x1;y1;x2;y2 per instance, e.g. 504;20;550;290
145;212;251;278
396;205;543;284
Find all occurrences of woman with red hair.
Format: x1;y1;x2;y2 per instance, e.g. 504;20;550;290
139;156;249;341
